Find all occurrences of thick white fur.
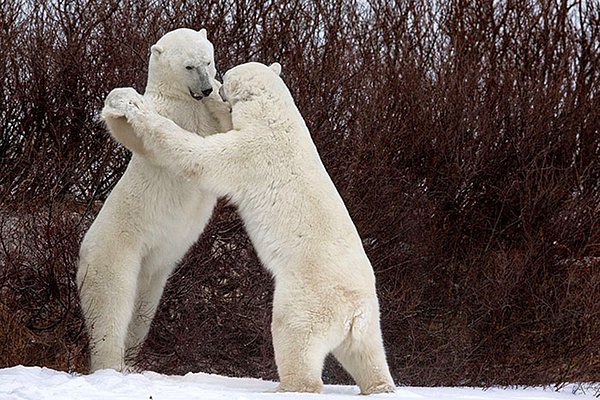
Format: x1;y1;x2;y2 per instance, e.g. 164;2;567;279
103;62;395;394
77;28;232;372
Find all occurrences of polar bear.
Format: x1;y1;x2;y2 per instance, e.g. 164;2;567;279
76;28;232;372
102;62;395;394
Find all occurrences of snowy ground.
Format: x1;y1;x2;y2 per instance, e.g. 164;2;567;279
0;365;597;400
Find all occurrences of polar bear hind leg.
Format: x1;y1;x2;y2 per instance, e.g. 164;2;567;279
271;312;332;393
124;266;172;358
77;248;142;371
332;312;395;395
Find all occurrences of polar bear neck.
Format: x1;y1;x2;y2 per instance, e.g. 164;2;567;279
143;88;220;135
232;95;305;134
145;78;191;103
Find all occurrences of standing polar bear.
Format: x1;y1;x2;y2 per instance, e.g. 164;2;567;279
77;28;231;372
103;62;395;394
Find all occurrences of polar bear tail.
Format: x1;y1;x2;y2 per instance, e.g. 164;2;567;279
347;308;368;338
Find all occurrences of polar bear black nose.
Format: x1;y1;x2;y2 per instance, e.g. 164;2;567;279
202;88;213;96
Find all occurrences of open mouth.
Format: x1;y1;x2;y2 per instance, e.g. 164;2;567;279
189;89;204;100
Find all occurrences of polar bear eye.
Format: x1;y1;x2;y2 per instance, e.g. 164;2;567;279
185;66;194;70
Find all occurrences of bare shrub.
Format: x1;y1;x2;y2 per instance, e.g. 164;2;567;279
0;0;599;387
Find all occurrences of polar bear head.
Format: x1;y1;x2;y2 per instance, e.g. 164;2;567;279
219;62;288;107
147;28;217;100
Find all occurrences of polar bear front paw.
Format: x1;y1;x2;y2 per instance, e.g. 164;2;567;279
203;95;231;113
102;87;151;155
203;95;233;131
102;87;146;122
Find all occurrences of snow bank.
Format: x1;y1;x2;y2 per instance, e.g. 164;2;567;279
0;365;596;400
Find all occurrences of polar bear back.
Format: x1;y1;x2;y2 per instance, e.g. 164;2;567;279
216;63;377;289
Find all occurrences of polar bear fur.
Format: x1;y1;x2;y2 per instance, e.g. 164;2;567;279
77;28;232;372
102;62;395;394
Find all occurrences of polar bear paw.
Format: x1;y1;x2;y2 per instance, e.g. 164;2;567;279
360;382;396;395
202;95;233;131
203;94;231;113
102;87;147;122
275;381;323;394
101;87;153;154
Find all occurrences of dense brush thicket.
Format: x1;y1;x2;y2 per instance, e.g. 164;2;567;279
1;0;599;388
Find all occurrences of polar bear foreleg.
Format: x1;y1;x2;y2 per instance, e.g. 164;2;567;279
104;115;147;156
107;90;246;198
102;91;148;157
104;88;243;197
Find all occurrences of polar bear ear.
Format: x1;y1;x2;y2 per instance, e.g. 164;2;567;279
198;28;207;39
151;44;164;56
269;62;282;76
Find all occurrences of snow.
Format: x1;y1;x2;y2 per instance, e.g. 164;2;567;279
0;365;597;400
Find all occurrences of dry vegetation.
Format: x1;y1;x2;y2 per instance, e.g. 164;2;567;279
1;0;599;388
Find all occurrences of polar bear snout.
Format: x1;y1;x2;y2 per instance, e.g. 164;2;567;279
189;87;213;100
188;70;214;100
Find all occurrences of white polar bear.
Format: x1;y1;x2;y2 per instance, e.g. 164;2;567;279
102;62;395;394
77;28;232;372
